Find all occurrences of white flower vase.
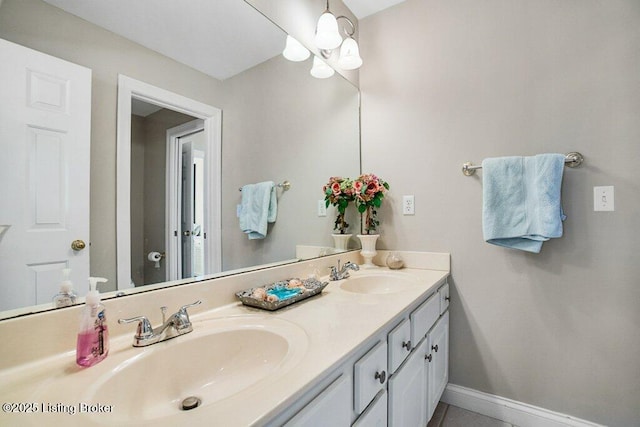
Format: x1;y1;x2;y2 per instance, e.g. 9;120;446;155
357;234;379;268
332;233;352;251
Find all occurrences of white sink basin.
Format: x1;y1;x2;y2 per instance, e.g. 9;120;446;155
339;271;422;294
76;316;308;424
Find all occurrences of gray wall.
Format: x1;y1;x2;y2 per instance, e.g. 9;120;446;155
220;54;360;271
359;0;640;425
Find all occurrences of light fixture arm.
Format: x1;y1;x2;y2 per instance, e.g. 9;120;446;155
336;16;356;38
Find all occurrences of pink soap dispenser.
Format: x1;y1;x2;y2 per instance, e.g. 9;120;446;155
76;277;109;367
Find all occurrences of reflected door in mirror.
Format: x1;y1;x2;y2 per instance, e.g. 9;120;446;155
0;39;91;311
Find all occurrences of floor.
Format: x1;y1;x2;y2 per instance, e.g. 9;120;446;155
427;402;516;427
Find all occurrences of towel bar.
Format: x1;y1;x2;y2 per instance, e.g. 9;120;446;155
462;152;584;176
238;180;291;191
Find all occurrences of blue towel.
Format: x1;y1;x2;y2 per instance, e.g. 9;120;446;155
482;154;566;253
239;181;277;240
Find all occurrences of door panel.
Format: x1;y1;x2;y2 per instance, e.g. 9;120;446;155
0;39;91;311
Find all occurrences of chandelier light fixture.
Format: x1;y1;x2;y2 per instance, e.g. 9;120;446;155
281;1;362;79
315;0;362;71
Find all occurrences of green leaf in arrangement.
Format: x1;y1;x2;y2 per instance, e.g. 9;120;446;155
358;204;367;213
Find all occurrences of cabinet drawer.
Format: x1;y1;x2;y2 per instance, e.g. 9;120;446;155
388;318;412;375
438;282;450;314
354;341;387;414
410;293;439;345
352;390;387;427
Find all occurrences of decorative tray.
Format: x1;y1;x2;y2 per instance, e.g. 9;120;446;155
235;277;329;311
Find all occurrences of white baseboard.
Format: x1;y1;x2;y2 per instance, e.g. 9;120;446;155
441;384;607;427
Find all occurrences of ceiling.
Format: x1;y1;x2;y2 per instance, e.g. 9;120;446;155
342;0;406;19
42;0;406;80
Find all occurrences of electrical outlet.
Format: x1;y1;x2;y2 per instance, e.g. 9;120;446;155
594;186;614;211
403;195;415;215
317;200;327;217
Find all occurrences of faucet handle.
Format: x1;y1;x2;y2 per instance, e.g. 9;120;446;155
179;300;202;314
118;316;154;340
174;300;201;332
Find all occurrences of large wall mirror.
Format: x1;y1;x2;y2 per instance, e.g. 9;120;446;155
0;0;360;319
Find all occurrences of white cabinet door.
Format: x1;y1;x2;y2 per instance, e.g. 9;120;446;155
388;338;427;427
352;390;387;427
0;39;91;310
427;311;449;421
284;375;351;427
388;318;412;375
354;341;387;414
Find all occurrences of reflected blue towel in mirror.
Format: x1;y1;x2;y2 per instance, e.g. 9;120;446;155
482;154;566;253
239;181;277;240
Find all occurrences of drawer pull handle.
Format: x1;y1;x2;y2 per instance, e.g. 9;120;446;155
425;354;432;362
402;340;411;351
374;371;386;384
445;296;450;301
431;344;439;352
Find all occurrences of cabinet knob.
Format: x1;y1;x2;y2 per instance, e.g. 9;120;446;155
425;354;432;362
445;296;450;301
374;370;386;384
402;340;411;351
431;344;439;352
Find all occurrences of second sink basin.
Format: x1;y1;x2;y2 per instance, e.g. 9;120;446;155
82;316;308;424
339;270;422;294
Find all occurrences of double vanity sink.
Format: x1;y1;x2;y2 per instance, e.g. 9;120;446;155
0;259;449;426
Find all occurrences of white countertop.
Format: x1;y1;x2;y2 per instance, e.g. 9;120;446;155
0;266;449;427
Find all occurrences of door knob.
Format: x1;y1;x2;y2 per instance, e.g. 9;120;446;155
71;239;86;251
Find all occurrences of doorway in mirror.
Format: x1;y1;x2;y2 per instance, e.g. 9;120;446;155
117;75;222;290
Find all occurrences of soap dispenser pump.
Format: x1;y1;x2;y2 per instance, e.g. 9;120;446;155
76;277;109;367
52;268;77;308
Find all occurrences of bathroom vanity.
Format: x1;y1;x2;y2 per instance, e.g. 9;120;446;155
0;251;449;426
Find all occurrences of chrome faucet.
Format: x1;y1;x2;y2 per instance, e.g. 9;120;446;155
118;300;201;347
329;260;360;281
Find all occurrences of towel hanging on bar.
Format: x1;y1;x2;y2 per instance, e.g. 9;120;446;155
482;154;567;253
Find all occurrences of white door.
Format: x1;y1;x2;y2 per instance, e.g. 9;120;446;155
180;140;194;278
0;39;91;311
167;122;208;281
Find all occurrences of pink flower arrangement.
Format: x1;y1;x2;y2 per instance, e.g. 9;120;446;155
354;173;390;234
323;177;355;234
323;174;390;235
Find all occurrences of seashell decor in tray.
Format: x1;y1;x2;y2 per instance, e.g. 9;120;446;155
236;277;329;311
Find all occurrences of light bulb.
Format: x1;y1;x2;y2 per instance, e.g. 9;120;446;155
282;35;310;62
314;12;342;50
310;56;335;79
338;37;362;70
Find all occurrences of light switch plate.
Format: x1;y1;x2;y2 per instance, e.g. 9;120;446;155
317;200;327;217
594;186;614;211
